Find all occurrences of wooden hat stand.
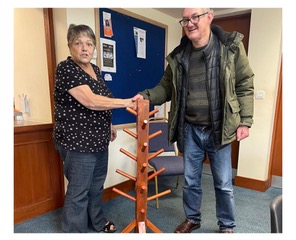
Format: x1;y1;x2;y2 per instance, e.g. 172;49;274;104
112;100;171;233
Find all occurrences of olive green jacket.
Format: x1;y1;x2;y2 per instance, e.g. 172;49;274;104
140;25;254;151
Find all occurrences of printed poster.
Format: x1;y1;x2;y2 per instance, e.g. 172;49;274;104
133;27;146;59
100;38;116;73
103;11;113;37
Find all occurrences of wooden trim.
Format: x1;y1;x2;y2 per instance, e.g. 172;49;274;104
111;8;168;29
14;121;53;133
94;9;101;68
234;175;271;192
269;60;282;177
43;8;56;123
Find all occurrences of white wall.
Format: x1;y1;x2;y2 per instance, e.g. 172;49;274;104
14;8;52;123
237;8;282;180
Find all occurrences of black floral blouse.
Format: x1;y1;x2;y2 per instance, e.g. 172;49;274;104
53;57;113;152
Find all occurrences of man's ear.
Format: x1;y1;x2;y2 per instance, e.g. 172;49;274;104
207;10;214;23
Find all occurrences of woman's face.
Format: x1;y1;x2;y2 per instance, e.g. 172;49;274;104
69;34;95;66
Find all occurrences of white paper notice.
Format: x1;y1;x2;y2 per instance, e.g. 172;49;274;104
104;73;113;81
100;38;116;73
103;12;113;37
134;27;146;59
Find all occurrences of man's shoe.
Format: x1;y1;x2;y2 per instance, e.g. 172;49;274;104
174;219;201;233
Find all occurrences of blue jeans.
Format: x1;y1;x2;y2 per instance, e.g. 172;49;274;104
183;123;236;230
55;143;109;232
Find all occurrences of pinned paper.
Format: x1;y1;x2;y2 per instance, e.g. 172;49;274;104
103;12;113;37
100;38;116;73
133;27;146;59
104;73;113;81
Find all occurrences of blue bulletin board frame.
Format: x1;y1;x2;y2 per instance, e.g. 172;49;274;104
96;8;167;125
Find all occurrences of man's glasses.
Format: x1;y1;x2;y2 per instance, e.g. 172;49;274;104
179;12;208;27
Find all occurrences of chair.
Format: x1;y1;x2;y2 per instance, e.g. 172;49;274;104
270;194;282;233
148;118;184;208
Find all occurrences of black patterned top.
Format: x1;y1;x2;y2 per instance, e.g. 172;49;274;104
53;56;113;152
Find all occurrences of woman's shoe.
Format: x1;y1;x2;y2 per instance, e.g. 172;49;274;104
102;221;116;233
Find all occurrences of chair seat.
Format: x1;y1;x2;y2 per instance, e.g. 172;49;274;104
149;156;184;176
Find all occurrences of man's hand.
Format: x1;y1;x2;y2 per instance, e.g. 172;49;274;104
132;94;144;102
236;126;250;141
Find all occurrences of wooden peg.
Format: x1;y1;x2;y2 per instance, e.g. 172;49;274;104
147;189;171;201
148;130;162;140
149;108;159;117
116;169;136;182
126;107;137;116
142;119;148;129
141;142;148;151
140;185;146;194
141;163;147;173
120;148;137;161
147;167;166;181
123;128;138;139
112;187;136;201
148;149;164;160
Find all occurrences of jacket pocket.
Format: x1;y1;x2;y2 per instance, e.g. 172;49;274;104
229;100;240;114
224;100;241;138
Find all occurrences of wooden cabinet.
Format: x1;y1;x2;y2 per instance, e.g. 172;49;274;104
14;121;64;224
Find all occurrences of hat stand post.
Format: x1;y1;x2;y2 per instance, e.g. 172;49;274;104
112;99;171;233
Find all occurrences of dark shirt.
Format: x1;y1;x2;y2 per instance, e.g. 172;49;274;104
53;57;113;152
185;46;211;126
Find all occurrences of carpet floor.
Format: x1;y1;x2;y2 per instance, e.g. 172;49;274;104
14;173;282;233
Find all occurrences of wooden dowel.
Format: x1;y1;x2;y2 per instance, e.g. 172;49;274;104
147;189;171;201
148;149;164;160
148;130;162;140
115;169;136;182
147;167;165;181
121;219;137;233
141;163;147;173
149;108;159;117
142;119;148;129
126;107;137;116
140;185;146;194
120;148;137;161
112;187;136;201
123;128;137;139
141;142;148;151
146;219;162;233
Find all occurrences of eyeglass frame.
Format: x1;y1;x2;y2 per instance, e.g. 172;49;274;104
179;12;208;27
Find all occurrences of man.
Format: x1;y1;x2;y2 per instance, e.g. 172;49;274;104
133;8;254;233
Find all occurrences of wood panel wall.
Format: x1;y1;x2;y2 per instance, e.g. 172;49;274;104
14;122;64;224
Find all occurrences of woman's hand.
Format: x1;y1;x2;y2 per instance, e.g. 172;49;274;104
125;98;137;110
110;125;117;142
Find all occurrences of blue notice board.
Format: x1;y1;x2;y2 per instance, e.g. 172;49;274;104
98;8;166;125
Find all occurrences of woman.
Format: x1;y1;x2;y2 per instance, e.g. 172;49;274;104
53;24;135;233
